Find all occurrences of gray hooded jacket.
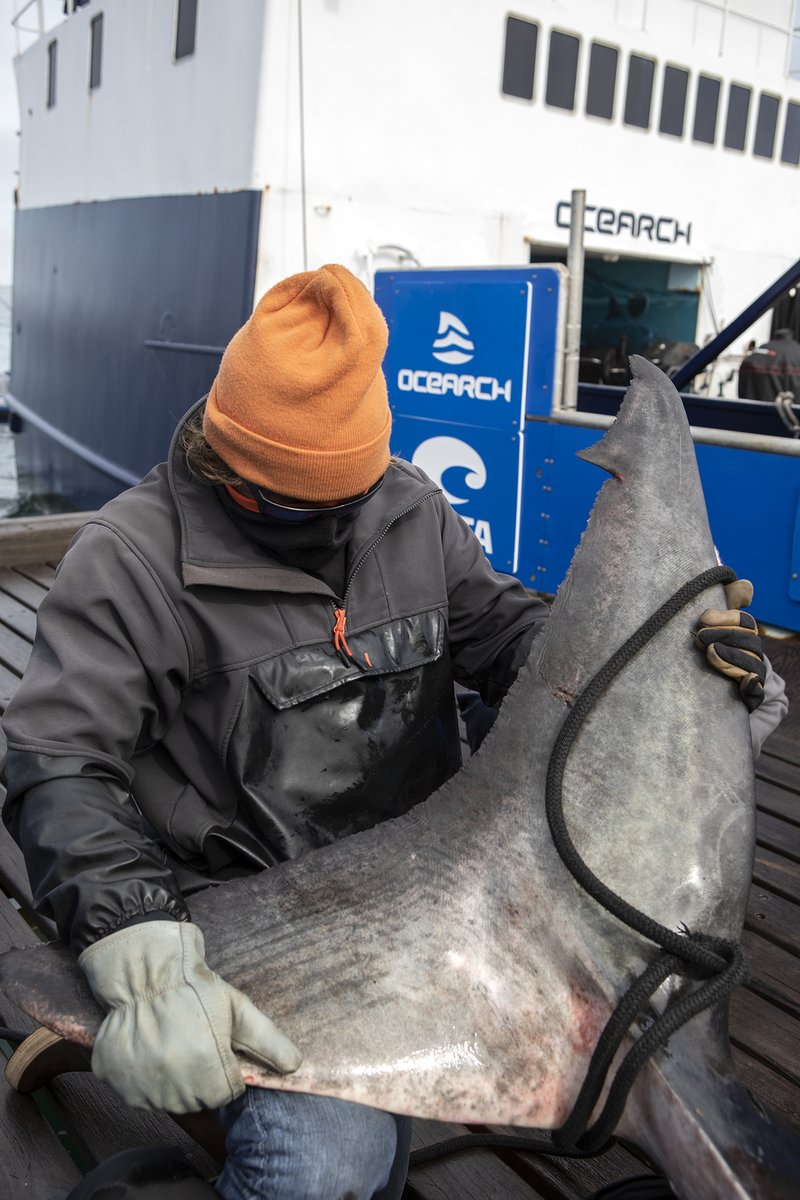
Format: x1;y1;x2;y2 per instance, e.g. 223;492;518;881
2;425;548;950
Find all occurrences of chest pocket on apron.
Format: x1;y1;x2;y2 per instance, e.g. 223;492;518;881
225;610;462;857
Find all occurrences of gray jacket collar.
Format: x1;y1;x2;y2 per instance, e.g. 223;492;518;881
166;401;438;593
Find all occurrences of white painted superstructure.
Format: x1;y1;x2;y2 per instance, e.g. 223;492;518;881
6;0;800;499
13;2;799;318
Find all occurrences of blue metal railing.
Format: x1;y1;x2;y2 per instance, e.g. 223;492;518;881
670;257;800;393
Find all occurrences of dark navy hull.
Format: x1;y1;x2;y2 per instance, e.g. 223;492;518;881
10;191;261;510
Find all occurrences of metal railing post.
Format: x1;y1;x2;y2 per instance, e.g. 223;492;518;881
562;189;586;411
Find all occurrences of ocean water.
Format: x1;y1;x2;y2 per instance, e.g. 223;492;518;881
0;283;21;517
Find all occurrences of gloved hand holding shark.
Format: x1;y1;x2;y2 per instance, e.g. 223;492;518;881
1;357;796;1200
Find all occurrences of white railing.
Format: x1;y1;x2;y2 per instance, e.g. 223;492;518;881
11;0;71;55
10;1;44;55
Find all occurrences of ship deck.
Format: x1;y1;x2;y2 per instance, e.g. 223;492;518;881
0;534;797;1198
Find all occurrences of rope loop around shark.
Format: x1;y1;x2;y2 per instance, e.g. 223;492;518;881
2;355;799;1198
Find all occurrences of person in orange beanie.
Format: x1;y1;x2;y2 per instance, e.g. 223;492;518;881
203;263;392;504
2;265;782;1200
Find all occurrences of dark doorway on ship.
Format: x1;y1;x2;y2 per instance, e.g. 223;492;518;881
770;281;800;341
528;246;701;387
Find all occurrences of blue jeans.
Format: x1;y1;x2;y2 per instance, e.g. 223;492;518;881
215;1088;412;1200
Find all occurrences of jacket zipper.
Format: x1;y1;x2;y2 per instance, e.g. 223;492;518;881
330;491;438;669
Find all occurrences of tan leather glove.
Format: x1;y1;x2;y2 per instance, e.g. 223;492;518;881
694;579;766;712
79;920;302;1113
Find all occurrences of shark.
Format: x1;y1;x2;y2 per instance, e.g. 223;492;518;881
1;355;798;1198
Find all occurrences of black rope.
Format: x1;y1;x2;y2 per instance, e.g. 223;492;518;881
546;565;739;974
545;564;747;1153
409;1130;602;1168
409;564;748;1170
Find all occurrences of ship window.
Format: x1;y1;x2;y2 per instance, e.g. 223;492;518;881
692;75;720;145
175;0;198;61
502;15;538;100
46;40;57;108
781;101;800;164
89;14;103;90
623;54;655;129
724;85;751;151
546;30;579;110
659;66;688;137
585;42;617;120
753;93;780;158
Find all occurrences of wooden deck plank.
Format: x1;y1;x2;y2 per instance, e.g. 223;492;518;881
732;1046;800;1131
729;988;800;1089
0;601;36;644
752;844;800;902
0;569;49;612
0;661;23;712
0;622;32;677
49;1074;219;1183
757;754;800;796
761;732;800;769
0;515;91;570
0;821;57;941
741;930;800;1019
756;810;800;862
474;1130;655;1200
15;564;57;590
406;1120;548;1199
756;778;800;826
746;882;800;956
0;882;84;1198
0;1087;83;1199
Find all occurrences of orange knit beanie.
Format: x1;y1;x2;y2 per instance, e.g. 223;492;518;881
203;264;391;502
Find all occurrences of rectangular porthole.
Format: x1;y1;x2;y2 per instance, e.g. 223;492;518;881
753;93;780;158
624;54;655;129
502;15;538;100
724;85;751;151
781;101;800;165
585;42;618;120
175;0;198;62
89;13;103;90
693;75;720;144
546;30;580;110
659;65;689;137
46;40;57;108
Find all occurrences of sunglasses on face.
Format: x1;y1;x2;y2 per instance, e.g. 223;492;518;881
246;474;385;523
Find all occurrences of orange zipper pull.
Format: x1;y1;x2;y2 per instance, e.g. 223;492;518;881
333;607;353;657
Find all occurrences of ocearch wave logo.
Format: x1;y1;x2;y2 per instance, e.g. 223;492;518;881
411;436;494;553
411;436;485;505
432;311;474;365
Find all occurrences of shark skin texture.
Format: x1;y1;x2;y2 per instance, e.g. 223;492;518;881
1;356;798;1198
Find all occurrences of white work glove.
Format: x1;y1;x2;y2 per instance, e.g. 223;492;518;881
79;920;302;1113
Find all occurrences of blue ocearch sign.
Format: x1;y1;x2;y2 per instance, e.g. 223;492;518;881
374;267;563;574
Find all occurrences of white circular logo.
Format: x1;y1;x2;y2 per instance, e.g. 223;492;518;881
412;436;487;505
